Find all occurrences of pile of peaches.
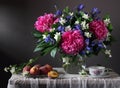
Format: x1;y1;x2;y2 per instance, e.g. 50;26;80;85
22;64;59;78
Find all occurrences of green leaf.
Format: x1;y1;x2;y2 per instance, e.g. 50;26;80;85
108;24;113;32
104;14;110;19
63;6;70;13
33;31;42;38
50;47;58;58
52;23;59;28
34;47;43;52
40;46;55;56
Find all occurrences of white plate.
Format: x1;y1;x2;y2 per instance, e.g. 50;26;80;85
88;73;111;78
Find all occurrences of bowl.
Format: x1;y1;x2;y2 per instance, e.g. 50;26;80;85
89;66;105;76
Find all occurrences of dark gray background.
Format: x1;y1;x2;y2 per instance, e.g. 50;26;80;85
0;0;120;88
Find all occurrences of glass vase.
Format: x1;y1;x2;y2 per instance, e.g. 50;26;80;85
62;57;86;74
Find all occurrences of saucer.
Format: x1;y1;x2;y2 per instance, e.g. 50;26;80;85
88;73;111;78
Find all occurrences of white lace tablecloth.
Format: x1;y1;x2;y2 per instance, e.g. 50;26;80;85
7;68;120;88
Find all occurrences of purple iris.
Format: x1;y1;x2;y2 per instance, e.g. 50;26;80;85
80;50;86;55
85;39;90;45
66;15;72;20
98;42;104;48
74;24;81;30
91;8;100;15
86;46;91;51
57;25;65;32
44;35;55;44
55;10;62;16
77;4;85;11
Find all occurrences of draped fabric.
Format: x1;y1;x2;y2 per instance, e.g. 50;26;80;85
7;68;120;88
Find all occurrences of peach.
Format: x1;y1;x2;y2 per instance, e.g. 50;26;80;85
39;64;53;75
48;70;59;78
23;65;31;72
39;66;48;75
30;66;40;75
44;64;53;72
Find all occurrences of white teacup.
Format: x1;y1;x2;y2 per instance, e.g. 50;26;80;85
89;66;105;76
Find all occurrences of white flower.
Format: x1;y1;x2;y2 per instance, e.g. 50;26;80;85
105;50;112;58
69;12;73;16
81;21;89;30
104;18;111;26
82;13;89;19
42;34;47;39
65;25;71;31
86;23;89;29
62;57;70;64
54;32;61;42
62;14;64;17
103;43;107;48
106;32;111;41
4;67;9;72
59;17;66;25
10;67;16;74
22;71;29;76
50;28;55;32
75;20;79;24
84;32;92;38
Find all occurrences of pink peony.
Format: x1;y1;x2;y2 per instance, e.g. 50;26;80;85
61;30;85;55
89;20;108;40
34;13;58;33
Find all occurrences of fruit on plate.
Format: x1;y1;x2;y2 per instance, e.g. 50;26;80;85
30;64;41;75
48;70;59;78
39;64;53;75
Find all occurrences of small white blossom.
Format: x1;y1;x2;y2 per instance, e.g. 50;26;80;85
59;18;66;25
106;32;111;41
84;32;92;38
62;57;70;64
65;25;71;31
81;21;86;30
50;28;55;32
105;50;112;58
10;67;16;74
62;14;64;17
54;32;61;42
42;34;47;39
104;18;111;26
86;23;89;29
69;12;73;16
75;20;79;24
82;13;89;19
103;43;107;48
22;71;29;76
4;67;9;72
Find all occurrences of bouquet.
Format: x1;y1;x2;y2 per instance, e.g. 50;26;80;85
33;4;113;65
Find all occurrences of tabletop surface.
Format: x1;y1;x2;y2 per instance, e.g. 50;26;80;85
7;68;120;88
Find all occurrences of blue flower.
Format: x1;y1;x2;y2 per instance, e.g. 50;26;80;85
85;39;90;45
55;10;62;16
98;42;104;48
66;15;72;20
57;26;65;32
77;4;85;11
80;50;86;55
86;46;91;51
91;8;100;15
74;24;81;30
44;35;55;44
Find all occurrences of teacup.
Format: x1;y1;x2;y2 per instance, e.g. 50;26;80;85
89;66;105;76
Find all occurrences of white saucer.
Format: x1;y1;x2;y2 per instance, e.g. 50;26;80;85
88;73;111;78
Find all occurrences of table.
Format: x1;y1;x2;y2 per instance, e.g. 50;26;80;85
7;68;120;88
